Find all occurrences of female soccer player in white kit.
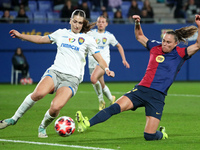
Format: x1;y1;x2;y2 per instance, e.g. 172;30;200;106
87;16;130;111
0;9;114;138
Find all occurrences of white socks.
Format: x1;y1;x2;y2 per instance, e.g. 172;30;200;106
103;85;113;102
92;81;104;102
11;93;55;129
40;109;56;129
12;93;36;121
92;81;113;102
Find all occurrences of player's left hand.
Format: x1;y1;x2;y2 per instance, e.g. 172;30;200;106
123;60;130;68
132;15;141;22
106;70;115;77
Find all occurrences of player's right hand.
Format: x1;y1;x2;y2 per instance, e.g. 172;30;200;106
9;29;21;39
106;70;115;78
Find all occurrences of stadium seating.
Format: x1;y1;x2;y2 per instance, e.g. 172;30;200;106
26;12;33;23
46;12;60;23
137;1;144;10
9;11;18;18
33;11;46;23
107;11;114;19
38;1;52;12
28;1;38;12
0;0;142;24
0;11;3;17
87;1;92;9
90;11;100;22
121;1;131;18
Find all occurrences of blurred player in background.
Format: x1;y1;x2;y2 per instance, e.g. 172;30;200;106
76;14;200;141
88;16;130;111
0;9;114;138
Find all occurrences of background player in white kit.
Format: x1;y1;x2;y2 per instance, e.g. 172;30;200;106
0;9;114;138
88;16;130;111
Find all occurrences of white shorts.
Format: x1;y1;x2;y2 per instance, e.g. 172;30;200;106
88;55;110;75
42;69;79;96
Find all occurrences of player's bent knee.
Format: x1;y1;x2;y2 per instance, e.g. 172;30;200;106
144;132;156;141
50;104;63;112
90;77;97;84
31;92;45;101
50;101;65;112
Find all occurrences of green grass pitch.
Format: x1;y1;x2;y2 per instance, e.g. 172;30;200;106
0;82;200;150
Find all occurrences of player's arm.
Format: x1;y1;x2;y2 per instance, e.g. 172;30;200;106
116;43;130;68
93;52;115;77
187;15;200;56
9;29;51;44
132;15;149;48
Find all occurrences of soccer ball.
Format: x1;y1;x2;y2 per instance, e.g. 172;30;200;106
20;78;27;85
54;116;75;137
26;77;33;85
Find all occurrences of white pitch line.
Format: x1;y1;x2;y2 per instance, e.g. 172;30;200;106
79;91;200;98
0;139;115;150
1;90;200;98
168;94;200;97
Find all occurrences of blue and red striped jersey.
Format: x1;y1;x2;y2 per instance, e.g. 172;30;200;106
138;40;191;95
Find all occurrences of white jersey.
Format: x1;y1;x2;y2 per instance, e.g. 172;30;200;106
87;29;118;69
48;29;98;81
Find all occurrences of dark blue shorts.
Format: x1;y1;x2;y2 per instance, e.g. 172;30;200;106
124;85;165;120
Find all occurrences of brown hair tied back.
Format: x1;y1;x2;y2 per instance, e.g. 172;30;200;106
167;25;198;44
80;20;96;33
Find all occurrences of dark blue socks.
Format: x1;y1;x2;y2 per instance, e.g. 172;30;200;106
89;103;121;127
144;131;163;140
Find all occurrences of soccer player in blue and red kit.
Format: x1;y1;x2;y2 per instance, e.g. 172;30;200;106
75;14;200;141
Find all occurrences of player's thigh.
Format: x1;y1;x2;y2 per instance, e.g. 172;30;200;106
116;95;134;112
144;116;160;133
89;67;95;75
51;86;73;110
32;76;54;100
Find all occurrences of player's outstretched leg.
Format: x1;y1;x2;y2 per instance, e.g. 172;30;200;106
0;93;35;130
75;111;90;133
0;118;17;129
160;126;168;139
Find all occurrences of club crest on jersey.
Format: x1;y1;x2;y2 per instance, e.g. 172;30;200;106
69;38;75;43
96;39;100;44
102;38;107;44
78;37;85;45
156;55;165;63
